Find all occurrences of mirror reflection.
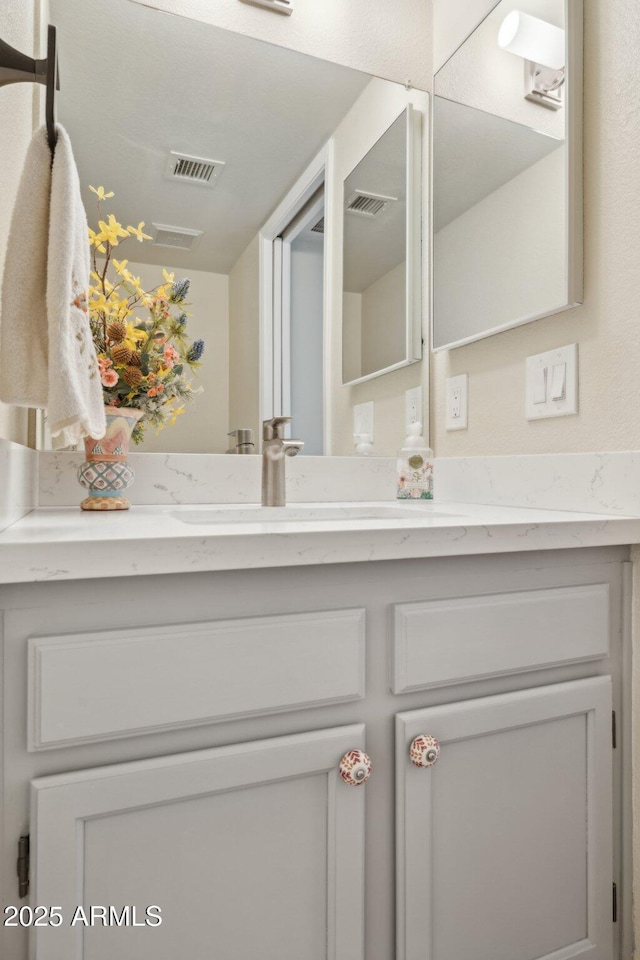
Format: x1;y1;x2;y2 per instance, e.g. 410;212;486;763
432;0;580;350
49;0;425;454
342;109;420;386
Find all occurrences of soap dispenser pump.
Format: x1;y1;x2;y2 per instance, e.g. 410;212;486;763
397;422;434;500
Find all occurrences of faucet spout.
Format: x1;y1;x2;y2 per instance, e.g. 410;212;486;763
261;418;304;506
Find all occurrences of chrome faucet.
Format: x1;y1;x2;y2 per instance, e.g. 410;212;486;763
226;428;254;455
262;417;304;507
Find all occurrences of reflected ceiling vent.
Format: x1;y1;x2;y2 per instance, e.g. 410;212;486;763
152;224;204;251
164;151;225;188
311;216;325;235
346;190;397;218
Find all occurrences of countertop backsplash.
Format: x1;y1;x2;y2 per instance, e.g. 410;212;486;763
0;438;38;532
36;449;640;516
1;442;640;517
38;452;399;507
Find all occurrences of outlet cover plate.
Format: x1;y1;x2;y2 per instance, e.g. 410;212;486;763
445;374;468;431
405;387;423;429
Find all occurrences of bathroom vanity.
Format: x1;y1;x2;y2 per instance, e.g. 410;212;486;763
0;502;635;960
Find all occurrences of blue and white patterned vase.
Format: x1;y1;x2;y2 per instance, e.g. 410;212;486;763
78;406;143;511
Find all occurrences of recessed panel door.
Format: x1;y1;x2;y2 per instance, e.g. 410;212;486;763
397;679;613;960
30;725;367;960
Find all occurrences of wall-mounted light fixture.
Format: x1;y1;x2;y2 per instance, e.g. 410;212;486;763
498;11;566;110
239;0;293;15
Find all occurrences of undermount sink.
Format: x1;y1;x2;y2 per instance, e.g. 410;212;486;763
172;504;460;524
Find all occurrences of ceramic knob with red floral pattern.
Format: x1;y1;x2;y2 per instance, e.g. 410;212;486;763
339;749;372;786
409;734;440;768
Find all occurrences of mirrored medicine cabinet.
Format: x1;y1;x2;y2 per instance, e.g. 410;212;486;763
342;107;423;387
431;0;583;351
45;0;428;456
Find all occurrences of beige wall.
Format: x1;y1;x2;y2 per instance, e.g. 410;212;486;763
123;262;229;454
330;79;430;457
342;292;363;384
0;0;41;446
432;0;640;457
361;261;407;378
228;236;260;444
434;148;565;346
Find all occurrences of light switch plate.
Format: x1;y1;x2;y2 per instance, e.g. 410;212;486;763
405;387;423;429
445;374;468;431
526;344;578;420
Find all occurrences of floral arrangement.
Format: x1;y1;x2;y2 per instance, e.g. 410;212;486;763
87;185;205;444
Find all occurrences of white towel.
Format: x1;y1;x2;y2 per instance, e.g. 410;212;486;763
0;125;50;408
46;125;105;447
0;124;106;447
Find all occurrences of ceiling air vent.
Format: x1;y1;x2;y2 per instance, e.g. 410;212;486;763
311;216;325;235
346;190;397;218
152;224;204;251
164;152;225;188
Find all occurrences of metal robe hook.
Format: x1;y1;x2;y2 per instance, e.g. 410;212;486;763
0;23;60;154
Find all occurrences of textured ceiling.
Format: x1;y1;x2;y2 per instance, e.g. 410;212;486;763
343;110;408;293
433;97;562;230
49;0;371;273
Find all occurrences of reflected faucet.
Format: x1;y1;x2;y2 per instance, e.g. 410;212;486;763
226;428;254;455
262;417;304;507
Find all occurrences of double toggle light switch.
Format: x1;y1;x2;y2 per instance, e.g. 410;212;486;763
526;343;578;420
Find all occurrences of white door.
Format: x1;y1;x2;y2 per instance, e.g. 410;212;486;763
270;185;326;452
30;725;367;960
396;678;614;960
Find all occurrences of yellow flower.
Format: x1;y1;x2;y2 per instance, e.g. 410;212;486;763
169;405;185;426
89;185;114;201
89;292;112;315
88;228;106;253
113;259;129;275
162;269;175;284
97;215;129;247
127;222;152;242
112;298;131;319
126;323;149;343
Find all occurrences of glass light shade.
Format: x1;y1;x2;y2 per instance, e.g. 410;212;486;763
498;10;565;71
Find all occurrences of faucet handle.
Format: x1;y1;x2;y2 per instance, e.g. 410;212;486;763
263;417;293;440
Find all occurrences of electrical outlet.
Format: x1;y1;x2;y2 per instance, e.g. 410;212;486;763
405;387;422;429
445;374;468;430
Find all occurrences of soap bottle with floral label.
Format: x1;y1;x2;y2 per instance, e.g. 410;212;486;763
396;422;434;500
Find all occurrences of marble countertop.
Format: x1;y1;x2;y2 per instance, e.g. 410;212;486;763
0;501;639;584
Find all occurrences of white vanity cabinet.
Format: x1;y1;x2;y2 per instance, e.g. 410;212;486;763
0;546;629;960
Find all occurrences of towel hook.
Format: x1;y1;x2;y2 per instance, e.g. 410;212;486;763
0;24;60;153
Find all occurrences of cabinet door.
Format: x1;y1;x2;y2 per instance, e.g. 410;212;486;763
30;725;367;960
396;678;613;960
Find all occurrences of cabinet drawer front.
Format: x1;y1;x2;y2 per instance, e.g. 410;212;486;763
392;583;609;693
28;609;365;750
